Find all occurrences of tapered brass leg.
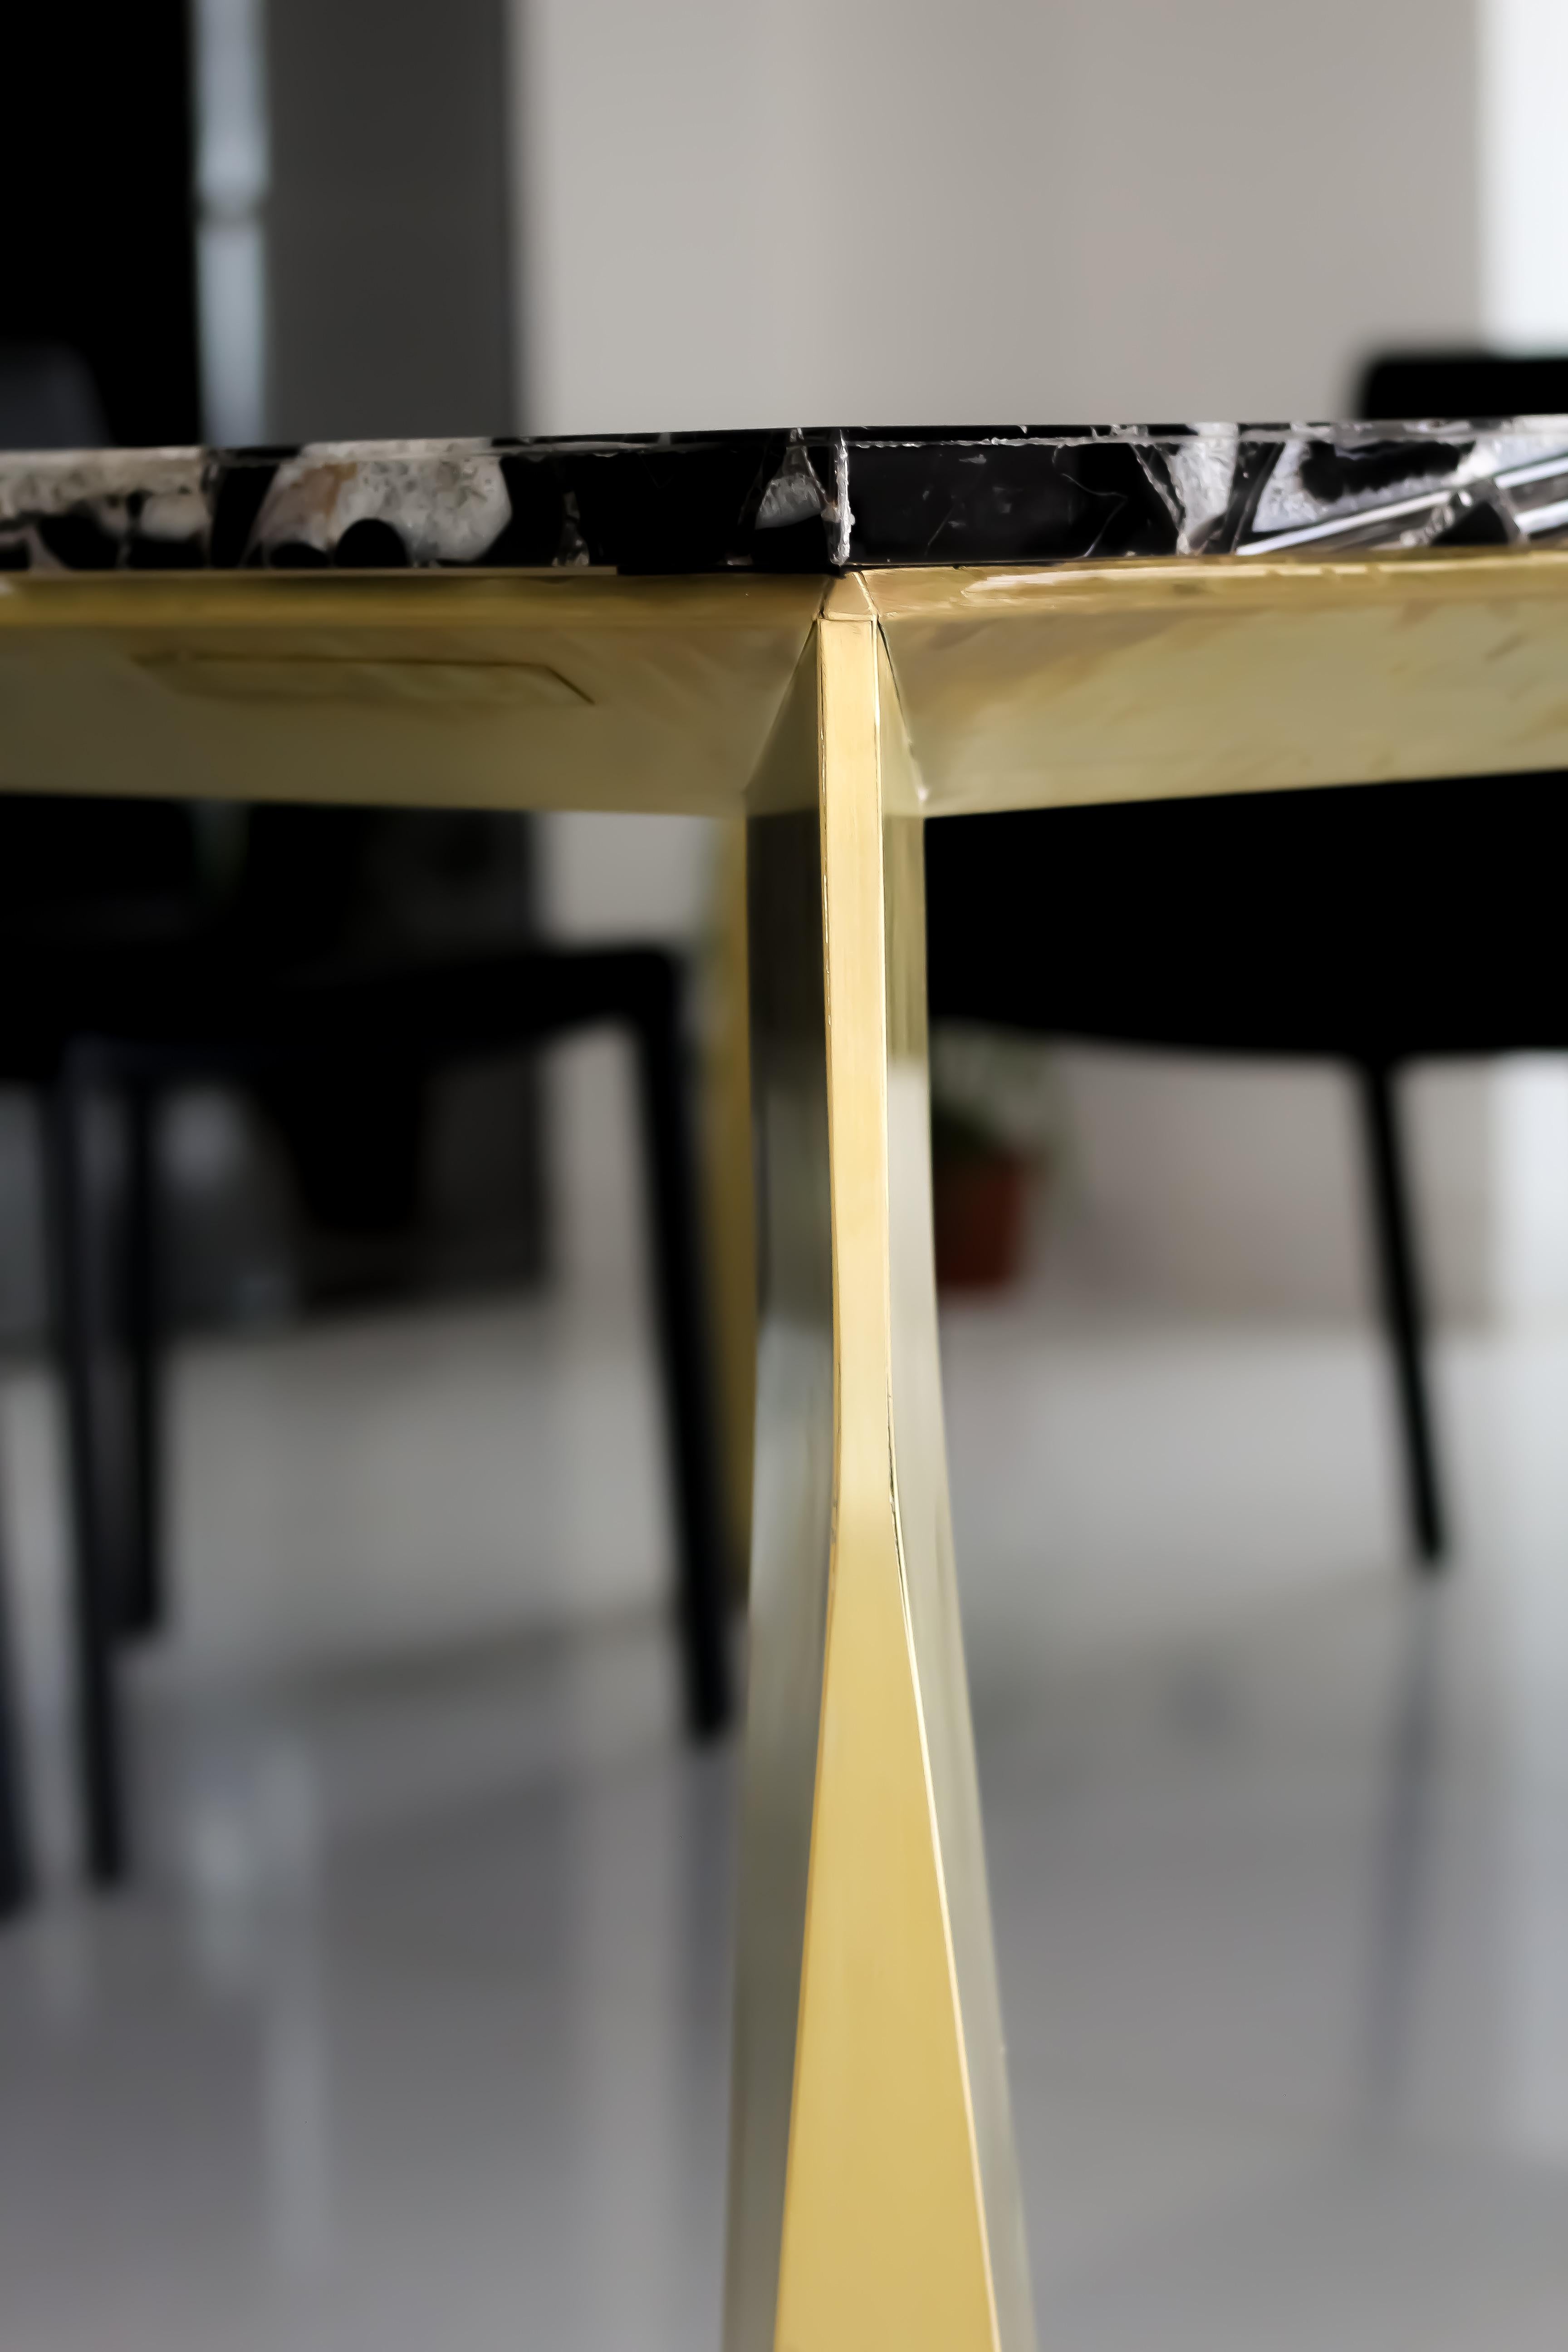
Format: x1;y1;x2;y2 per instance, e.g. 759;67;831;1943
724;589;1034;2352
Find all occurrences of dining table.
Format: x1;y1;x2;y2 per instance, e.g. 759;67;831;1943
5;417;1568;2352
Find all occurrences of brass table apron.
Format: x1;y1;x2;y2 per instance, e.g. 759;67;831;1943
7;548;1568;2352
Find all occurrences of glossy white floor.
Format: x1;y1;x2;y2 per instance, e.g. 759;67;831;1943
5;1289;1568;2348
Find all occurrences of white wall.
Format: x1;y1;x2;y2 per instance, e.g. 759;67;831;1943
1038;1052;1500;1328
1481;0;1568;348
540;816;716;1308
510;0;1534;1329
511;0;1478;431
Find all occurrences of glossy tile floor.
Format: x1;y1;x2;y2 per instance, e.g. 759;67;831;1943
5;1300;1568;2347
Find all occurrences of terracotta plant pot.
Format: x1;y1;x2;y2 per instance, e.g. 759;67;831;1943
932;1147;1029;1290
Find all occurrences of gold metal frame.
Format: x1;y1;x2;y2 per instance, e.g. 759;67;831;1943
728;587;1031;2351
8;545;1568;2349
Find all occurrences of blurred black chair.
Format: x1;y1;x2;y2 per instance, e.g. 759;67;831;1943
0;359;698;1907
0;347;155;1915
198;803;550;1312
51;943;731;1885
929;354;1568;1576
0;795;729;1892
928;759;1568;1574
1359;352;1568;423
0;793;213;1921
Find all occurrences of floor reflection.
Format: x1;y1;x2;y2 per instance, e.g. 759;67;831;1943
1356;1583;1443;2129
2;1316;1568;2345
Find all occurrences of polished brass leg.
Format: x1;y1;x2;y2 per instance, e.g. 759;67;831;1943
724;591;1034;2352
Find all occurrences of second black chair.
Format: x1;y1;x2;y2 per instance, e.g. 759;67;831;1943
52;944;731;1885
927;762;1568;1572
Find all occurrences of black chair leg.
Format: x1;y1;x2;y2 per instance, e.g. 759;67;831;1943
0;1525;31;1920
122;1079;164;1640
46;1068;128;1884
632;963;732;1735
1356;1059;1446;1569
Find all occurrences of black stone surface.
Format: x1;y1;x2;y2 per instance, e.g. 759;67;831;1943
5;421;1568;575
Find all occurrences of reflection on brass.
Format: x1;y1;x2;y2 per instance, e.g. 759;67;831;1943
865;552;1568;813
8;551;1568;817
0;571;823;814
699;818;758;1587
136;652;593;709
726;797;835;2349
725;607;1031;2352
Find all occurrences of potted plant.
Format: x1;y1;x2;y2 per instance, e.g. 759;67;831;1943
929;1024;1059;1291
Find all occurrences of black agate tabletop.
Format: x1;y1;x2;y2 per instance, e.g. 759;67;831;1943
4;423;1568;577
